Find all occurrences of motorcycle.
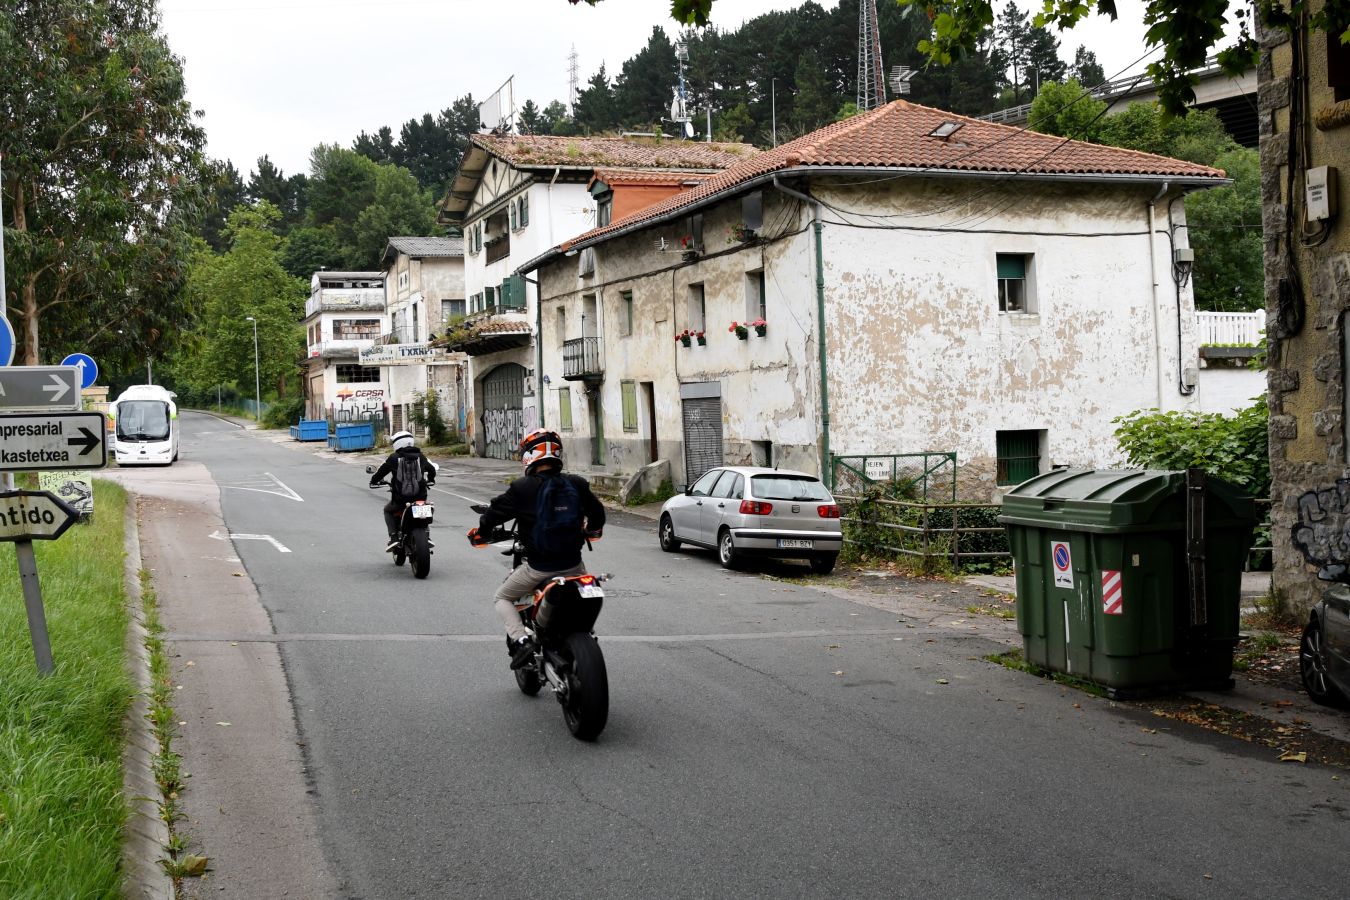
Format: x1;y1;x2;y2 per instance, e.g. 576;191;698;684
470;504;611;741
367;464;434;579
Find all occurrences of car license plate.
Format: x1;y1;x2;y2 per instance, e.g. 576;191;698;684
578;584;604;599
411;505;433;519
777;539;813;549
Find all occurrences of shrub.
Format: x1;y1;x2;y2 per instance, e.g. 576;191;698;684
410;390;454;446
261;394;305;429
1111;399;1269;498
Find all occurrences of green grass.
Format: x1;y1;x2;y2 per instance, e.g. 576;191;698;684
985;648;1109;698
0;481;133;898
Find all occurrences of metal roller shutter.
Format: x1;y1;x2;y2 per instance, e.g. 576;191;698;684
681;396;723;484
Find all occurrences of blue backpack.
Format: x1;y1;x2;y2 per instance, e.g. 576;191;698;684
532;474;584;558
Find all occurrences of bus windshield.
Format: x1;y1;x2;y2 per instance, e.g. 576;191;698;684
116;401;171;441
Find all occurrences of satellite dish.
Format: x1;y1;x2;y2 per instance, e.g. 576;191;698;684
684;121;695;139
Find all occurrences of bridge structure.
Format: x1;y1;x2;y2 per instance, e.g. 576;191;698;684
978;59;1258;147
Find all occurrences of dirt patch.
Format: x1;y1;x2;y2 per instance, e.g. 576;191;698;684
1142;698;1350;770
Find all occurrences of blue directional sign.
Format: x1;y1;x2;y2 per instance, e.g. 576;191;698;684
60;353;98;389
0;317;14;367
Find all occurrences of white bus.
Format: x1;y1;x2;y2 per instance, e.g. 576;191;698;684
109;385;179;465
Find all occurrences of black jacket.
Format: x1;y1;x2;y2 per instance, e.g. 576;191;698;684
478;468;605;571
370;446;437;502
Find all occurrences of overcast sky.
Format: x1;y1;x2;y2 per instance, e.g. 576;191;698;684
158;0;1176;179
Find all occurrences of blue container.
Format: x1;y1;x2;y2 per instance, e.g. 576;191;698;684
332;421;375;452
290;419;328;442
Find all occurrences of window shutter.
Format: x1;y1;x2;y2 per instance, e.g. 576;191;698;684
996;254;1026;279
522;195;529;225
621;381;638;432
557;387;572;430
509;203;517;230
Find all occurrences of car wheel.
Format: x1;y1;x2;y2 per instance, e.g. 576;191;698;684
1300;618;1349;707
809;553;838;575
718;528;739;570
659;514;681;552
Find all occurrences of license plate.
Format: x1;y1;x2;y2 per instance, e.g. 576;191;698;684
578;584;604;599
777;539;813;549
410;505;433;519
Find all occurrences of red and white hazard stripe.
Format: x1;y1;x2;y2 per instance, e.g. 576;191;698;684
1101;570;1123;615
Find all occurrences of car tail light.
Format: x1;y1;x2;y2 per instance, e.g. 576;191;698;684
817;504;841;518
739;500;773;515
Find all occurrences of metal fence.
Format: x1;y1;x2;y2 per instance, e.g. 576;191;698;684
831;452;957;502
836;493;1008;573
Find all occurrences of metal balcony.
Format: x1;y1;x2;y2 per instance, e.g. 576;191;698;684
562;337;603;383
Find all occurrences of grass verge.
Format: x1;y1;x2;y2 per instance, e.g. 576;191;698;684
0;481;133;898
984;648;1109;698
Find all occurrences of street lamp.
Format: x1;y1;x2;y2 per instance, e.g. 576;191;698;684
245;316;260;421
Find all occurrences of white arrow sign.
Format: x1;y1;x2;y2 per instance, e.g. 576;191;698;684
0;367;82;411
0;490;80;542
0;411;107;471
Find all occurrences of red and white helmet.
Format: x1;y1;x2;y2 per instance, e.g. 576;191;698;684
519;428;563;472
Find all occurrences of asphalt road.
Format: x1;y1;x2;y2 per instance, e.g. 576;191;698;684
159;412;1350;899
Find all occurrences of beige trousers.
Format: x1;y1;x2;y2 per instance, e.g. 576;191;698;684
493;561;588;641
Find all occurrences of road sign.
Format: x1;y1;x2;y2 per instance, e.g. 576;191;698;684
0;317;14;367
0;366;82;411
60;353;98;389
0;490;79;542
0;411;107;471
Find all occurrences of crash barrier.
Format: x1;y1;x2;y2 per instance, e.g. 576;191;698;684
289;419;328;442
328;421;375;452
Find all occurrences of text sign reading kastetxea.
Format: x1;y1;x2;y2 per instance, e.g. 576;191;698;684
0;366;83;411
0;412;107;471
0;491;79;542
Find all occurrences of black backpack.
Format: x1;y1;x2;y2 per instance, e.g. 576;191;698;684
532;474;583;557
394;453;424;499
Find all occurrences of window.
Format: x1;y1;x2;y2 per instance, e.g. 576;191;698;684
690;468;722;497
621;380;638;432
621;290;633;336
745;270;766;321
751;440;773;468
688;283;706;332
997;253;1034;313
333;318;380;340
557;307;567;347
484;285;496;310
996;429;1043;485
509;203;517;230
597;196;613;227
741;191;764;232
1331;32;1350;102
520;194;528;226
711;470;740;499
335;364;381;384
441;298;465;323
558;387;573;431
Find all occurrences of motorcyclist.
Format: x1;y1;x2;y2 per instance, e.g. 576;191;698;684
469;428;605;669
369;429;438;552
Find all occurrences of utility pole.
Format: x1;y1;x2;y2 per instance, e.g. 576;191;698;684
856;0;886;111
771;79;778;147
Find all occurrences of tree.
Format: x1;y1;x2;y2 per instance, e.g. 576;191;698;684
518;100;544;135
542;100;579;136
353;126;396;164
202;161;248;253
1;0;208;365
792;49;836;133
280;226;344;279
179;204;306;399
350;165;438;269
714;102;755;142
395;112;454;194
1071;45;1105;87
1186;147;1263;312
248;156;307;231
1026;79;1107;139
614;27;679;127
573;64;617;133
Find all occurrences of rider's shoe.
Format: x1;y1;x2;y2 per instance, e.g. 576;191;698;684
507;635;535;670
385;537;400;552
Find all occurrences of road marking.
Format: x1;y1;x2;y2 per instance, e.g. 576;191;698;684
209;528;291;553
161;628;914;643
430;484;487;504
225;472;304;502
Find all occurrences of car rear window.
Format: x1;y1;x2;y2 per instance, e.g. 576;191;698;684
750;475;831;501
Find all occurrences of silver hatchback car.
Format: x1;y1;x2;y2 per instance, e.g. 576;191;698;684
657;466;844;573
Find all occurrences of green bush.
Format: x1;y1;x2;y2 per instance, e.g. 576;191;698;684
1111;399;1269;498
840;486;1009;575
411;390;454;446
261;394;305;429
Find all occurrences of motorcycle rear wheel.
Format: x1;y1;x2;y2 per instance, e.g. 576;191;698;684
411;528;431;579
561;632;608;741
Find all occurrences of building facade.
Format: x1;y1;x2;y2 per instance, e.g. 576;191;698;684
302;271;386;423
524;102;1227;500
436;133;756;458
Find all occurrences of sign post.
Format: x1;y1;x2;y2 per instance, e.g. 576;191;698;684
2;490;80;676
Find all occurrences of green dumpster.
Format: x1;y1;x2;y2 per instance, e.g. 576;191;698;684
998;469;1256;699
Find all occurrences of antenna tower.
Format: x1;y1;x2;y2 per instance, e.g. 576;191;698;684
669;39;694;139
568;45;580;115
856;0;886;110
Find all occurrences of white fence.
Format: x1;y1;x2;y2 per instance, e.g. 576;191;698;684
1197;310;1264;346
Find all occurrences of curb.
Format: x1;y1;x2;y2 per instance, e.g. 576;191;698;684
121;495;174;900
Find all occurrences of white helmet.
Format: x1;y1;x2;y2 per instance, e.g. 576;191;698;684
391;430;414;451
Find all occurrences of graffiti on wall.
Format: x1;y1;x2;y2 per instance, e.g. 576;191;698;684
334;387;384;422
1292;479;1350;581
484;406;524;448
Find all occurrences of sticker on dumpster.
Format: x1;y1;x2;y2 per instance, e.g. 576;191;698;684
1102;570;1123;615
1052;541;1073;588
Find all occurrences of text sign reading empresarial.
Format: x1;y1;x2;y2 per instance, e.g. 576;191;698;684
0;411;107;471
0;491;79;542
0;366;82;411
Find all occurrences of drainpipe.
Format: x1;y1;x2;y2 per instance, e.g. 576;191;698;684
772;176;832;484
1146;181;1170;409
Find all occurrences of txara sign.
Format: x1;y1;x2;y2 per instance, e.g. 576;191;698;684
0;412;106;471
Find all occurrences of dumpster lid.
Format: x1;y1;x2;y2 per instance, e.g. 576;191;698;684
997;468;1256;532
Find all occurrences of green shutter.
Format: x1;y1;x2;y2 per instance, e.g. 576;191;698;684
557;387;572;430
510;203;517;230
621;381;638;432
996;254;1026;279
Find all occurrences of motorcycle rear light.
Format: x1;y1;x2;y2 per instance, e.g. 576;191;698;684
739;500;773;515
818;504;841;518
578;575;595;585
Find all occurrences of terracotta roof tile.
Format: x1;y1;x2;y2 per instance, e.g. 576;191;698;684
591;168;717;186
557;100;1227;252
472;134;756;171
